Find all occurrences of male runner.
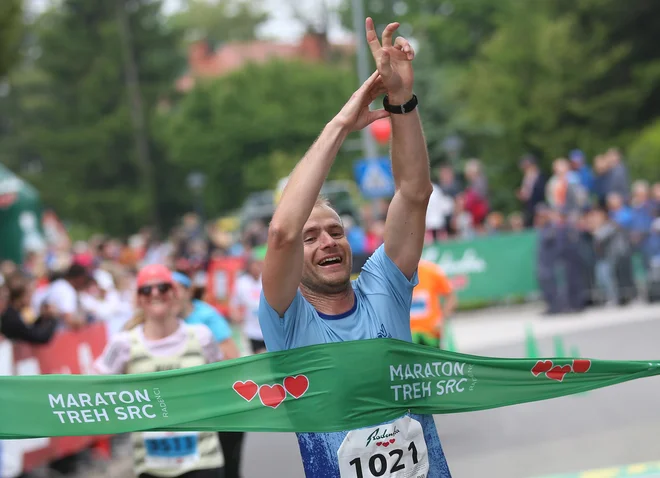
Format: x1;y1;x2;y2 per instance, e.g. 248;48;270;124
258;17;452;478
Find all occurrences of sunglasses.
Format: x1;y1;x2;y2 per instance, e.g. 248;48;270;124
137;282;173;297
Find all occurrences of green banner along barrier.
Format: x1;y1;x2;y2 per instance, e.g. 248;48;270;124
421;232;538;303
0;339;658;439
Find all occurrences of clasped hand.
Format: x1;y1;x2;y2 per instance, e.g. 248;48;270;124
335;17;416;133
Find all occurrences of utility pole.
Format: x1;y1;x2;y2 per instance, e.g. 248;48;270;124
115;0;160;231
351;0;378;160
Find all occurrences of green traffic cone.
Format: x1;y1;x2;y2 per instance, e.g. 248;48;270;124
569;345;588;396
525;323;541;358
553;335;566;357
443;324;457;353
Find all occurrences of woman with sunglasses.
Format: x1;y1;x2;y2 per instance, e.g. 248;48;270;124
94;264;224;478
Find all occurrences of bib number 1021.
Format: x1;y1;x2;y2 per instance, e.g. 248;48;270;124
348;441;419;478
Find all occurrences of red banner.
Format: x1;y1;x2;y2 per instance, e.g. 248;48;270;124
206;256;246;316
0;322;108;476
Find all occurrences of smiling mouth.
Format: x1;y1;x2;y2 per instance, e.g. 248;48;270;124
319;257;342;267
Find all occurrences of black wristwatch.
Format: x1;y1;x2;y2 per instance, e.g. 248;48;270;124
383;94;418;114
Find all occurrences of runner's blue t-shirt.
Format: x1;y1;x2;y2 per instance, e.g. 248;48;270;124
259;245;452;478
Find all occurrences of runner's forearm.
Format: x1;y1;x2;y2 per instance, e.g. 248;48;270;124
269;119;349;241
389;106;431;199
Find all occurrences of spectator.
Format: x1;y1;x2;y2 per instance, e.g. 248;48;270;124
0;273;57;344
589;208;624;306
604;147;630;202
437;164;462;199
464;158;488;199
651;182;660;217
593;154;611;207
546;158;585;214
81;269;133;337
0;260;18;280
364;219;385;253
607;192;633;230
425;183;454;241
569;149;595;194
41;263;90;330
485;211;505;235
556;210;588;312
172;271;239;360
341;215;367;254
0;277;8;316
629;181;655;267
508;212;525;232
535;205;562;315
452;193;476;240
518;155;547;228
648;218;660;264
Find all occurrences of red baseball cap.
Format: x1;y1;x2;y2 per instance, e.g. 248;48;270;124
136;264;173;288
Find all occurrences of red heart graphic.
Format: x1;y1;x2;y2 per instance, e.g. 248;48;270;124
382;442;390;448
531;360;553;377
546;365;572;382
390;439;395;444
258;384;286;409
376;442;382;446
284;375;309;399
232;380;258;402
572;359;591;373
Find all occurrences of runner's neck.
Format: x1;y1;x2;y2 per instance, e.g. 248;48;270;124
301;286;354;316
142;315;181;340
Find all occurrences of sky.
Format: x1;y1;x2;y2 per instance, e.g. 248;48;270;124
164;0;353;43
27;0;354;44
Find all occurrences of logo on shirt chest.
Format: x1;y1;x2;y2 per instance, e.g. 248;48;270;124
377;324;392;339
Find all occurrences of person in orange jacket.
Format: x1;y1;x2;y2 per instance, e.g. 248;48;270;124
410;259;457;347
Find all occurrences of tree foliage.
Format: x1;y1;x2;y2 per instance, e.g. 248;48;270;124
0;0;183;235
168;0;268;46
0;0;23;77
159;60;357;217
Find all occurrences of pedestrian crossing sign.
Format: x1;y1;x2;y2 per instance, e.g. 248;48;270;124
353;157;395;199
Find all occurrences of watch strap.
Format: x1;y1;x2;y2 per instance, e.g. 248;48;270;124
383;94;418;114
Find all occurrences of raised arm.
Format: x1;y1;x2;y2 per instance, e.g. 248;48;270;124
263;71;389;315
366;18;432;279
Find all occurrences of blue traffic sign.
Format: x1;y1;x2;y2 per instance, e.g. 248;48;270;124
353;157;395;199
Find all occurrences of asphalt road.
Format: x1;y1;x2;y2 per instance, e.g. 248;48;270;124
241;303;660;478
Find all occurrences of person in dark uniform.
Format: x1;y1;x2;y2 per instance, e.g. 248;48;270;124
557;209;588;312
518;155;547;228
535;205;563;314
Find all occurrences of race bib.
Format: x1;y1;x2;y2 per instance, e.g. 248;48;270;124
338;416;429;478
143;431;200;470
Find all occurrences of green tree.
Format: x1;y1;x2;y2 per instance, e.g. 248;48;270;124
458;0;660;210
628;120;660;183
0;0;184;235
160;60;357;216
0;0;22;77
169;0;268;45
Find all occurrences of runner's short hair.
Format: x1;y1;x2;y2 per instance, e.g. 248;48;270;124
315;195;332;209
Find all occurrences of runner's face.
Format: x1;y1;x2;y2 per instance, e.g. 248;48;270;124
137;280;176;319
301;205;352;294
